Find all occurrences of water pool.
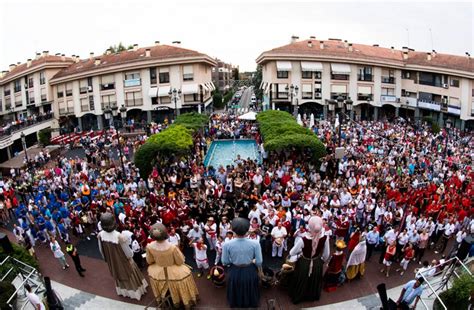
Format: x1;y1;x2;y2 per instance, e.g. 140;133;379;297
204;139;262;168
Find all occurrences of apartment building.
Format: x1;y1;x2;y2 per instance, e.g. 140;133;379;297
211;58;236;92
0;43;216;163
49;43;216;132
256;37;474;129
0;52;74;162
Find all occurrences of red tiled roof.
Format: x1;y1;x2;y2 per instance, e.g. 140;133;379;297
1;55;73;82
52;45;210;80
258;39;474;73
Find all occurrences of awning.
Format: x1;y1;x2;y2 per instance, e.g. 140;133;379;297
260;82;267;90
331;63;351;74
148;87;158;97
276;61;292;71
182;83;199;95
158;85;171;97
200;83;209;91
264;82;271;94
209;82;216;90
301;61;323;71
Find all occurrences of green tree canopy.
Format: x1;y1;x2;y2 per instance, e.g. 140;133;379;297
105;42;133;54
174;112;209;131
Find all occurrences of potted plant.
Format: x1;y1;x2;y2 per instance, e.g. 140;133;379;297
0;281;17;309
433;273;474;309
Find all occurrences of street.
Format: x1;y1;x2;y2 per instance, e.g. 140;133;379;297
239;86;253;109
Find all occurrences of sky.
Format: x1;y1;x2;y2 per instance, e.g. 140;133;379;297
0;0;473;72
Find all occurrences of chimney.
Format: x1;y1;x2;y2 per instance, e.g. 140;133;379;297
466;52;471;58
9;64;16;71
402;46;409;53
42;51;49;57
309;36;316;39
89;52;94;60
133;44;138;51
75;56;80;63
154;41;160;45
61;54;66;61
403;51;408;60
172;41;181;46
426;52;432;61
145;48;151;57
17;62;21;65
290;35;299;43
94;58;101;66
348;43;353;52
319;41;324;49
307;40;313;48
373;44;379;47
27;59;32;67
391;46;395;53
344;40;348;48
35;52;41;60
432;50;437;57
55;53;60;56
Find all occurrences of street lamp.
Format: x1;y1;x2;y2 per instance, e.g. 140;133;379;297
169;88;182;119
285;84;299;117
20;132;29;165
119;105;127;130
331;97;353;176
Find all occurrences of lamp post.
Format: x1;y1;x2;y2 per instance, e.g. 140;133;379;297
169;88;182;120
444;118;452;157
285;84;299;117
328;96;353;176
104;107;126;180
20;132;29;165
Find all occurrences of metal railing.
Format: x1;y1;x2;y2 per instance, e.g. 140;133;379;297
381;76;396;84
0;112;53;137
125;98;143;107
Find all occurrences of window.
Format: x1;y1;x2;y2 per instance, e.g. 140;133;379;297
150;68;157;84
357;67;373;81
28;77;34;88
302;84;312;99
314;83;322;98
15;98;22;107
184;94;199;102
160;96;171;104
40;72;46;85
57;86;64;98
302;71;312;79
100;75;115;90
124;72;141;87
277;71;289;79
276;83;288;99
381;87;395;96
357;86;373;101
419;72;443;87
80;98;89;112
4;89;10;97
183;65;194;81
5;98;11;109
41;88;47;101
315;71;322;79
89;96;95;111
79;79;89;94
101;94;116;109
330;84;348;100
14;80;21;92
28;91;35;104
125;91;143;107
450;78;459;87
402;71;411;79
331;73;349;80
66;83;73;96
159;68;170;84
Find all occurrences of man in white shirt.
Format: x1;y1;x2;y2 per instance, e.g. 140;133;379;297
25;284;46;310
271;222;287;257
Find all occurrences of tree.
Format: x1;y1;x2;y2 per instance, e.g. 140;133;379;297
134;142;160;179
213;90;224;109
252;65;263;100
38;128;52;146
232;67;239;81
105;42;133;54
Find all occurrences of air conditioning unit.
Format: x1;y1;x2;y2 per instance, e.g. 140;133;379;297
442;83;448;89
315;92;321;98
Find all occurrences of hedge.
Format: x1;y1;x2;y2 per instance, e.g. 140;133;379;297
257;110;326;161
174;112;209;131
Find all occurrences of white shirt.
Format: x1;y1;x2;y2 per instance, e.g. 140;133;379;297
168;234;181;246
27;292;46;310
455;231;466;243
271;226;287;239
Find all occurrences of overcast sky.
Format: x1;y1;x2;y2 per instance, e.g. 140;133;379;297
0;0;472;72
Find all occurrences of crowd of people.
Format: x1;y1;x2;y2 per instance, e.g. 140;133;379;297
1;111;473;308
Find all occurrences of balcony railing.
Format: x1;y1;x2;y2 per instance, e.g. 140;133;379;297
331;74;349;80
59;107;74;115
124;78;141;87
381;76;396;84
27;98;35;105
447;105;461;115
66;90;73;97
125;99;143;107
330;93;349;100
101;101;117;110
0;112;53;137
402;97;418;108
357;74;373;82
79;86;93;94
100;83;115;91
357;94;373;101
418;99;441;111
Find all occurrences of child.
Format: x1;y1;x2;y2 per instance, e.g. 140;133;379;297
396;243;414;276
380;241;396;278
215;236;224;265
193;239;210;279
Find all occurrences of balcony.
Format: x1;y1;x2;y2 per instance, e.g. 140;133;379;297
0;112;54;138
402;97;418;108
100;83;115;91
124;78;141;87
27;98;35;106
59;107;74;115
125;99;143;107
80;86;92;94
330;93;349;100
101;101;117;110
381;76;396;84
418;99;441;111
447;105;461;115
357;74;373;82
66;90;73;97
41;95;47;102
331;74;349;81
